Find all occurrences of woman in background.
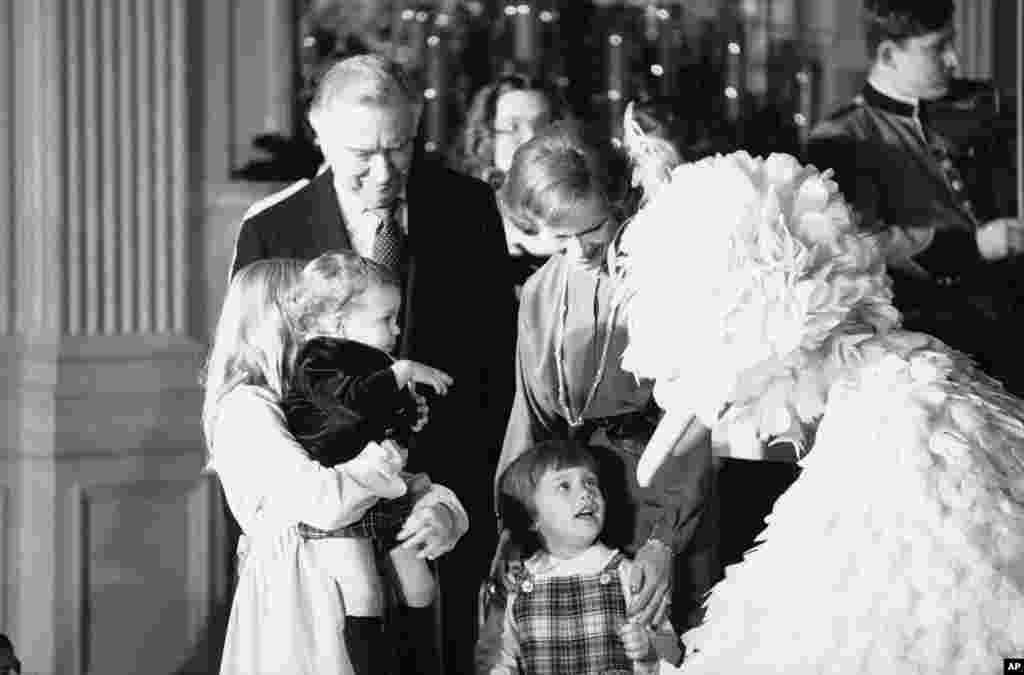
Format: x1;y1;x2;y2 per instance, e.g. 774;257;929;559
456;73;570;293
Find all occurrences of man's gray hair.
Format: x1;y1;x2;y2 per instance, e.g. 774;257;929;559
308;54;421;123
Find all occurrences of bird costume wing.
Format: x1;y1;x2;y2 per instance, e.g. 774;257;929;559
680;335;1024;673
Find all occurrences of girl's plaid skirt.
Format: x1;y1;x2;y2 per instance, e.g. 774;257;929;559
511;552;633;675
297;493;414;551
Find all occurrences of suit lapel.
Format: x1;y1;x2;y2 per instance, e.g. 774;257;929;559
399;170;427;359
308;169;352;253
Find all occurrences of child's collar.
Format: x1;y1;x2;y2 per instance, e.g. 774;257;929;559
527;543;615;576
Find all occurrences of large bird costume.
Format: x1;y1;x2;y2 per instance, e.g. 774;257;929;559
614;147;1024;673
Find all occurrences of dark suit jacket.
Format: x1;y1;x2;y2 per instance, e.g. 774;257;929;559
231;160;516;510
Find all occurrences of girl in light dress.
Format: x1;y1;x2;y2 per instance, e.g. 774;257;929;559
279;250;456;674
204;258;467;675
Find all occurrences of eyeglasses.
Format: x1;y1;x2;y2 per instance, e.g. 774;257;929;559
494;117;552;139
552;217;611;243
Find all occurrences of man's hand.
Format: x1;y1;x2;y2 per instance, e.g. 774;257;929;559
396;502;458;560
1005;219;1024;256
627;538;673;626
976;218;1024;260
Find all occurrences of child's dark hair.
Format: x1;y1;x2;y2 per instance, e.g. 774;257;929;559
285;249;399;337
862;0;955;56
499;439;601;554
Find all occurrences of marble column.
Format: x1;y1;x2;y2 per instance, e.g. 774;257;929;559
2;2;226;674
955;0;994;80
62;0;190;337
0;0;11;337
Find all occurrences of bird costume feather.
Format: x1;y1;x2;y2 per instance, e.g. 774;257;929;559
615;149;1024;673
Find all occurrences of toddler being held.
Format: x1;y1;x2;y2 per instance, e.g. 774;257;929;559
281;251;457;670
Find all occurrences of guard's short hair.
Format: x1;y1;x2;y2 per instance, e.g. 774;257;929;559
862;0;955;55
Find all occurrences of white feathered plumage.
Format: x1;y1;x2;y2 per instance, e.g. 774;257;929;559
615;149;1024;673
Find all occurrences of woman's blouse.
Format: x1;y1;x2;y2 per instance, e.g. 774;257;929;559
497;254;708;554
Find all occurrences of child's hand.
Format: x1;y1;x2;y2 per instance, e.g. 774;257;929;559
344;440;408;499
392;360;453;395
411;389;430;432
380;438;408;473
617;619;655;664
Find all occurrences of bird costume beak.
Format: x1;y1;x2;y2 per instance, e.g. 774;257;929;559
637;407;711;487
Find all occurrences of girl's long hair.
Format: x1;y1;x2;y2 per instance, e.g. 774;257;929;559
201;258;304;458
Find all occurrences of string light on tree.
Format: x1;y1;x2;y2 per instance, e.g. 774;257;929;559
794;67;813;146
513;3;537;69
608;31;627;138
725;40;743;121
424;27;447;155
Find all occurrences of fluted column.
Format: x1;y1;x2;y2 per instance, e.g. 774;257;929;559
955;0;994;80
4;3;222;674
0;0;12;336
63;0;190;337
265;0;296;137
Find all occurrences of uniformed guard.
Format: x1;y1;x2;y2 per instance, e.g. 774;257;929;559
807;0;1023;393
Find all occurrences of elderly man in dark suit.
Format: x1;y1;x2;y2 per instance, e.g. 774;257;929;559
230;54;514;675
807;0;1023;392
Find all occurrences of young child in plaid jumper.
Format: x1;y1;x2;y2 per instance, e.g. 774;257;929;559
281;250;455;674
483;439;683;675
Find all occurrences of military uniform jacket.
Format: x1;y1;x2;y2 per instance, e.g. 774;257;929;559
806;83;1000;282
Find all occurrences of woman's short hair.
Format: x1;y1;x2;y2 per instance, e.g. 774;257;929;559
499;120;630;236
862;0;955;55
457;73;567;185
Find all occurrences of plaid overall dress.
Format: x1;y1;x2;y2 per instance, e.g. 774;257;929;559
511;552;633;675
